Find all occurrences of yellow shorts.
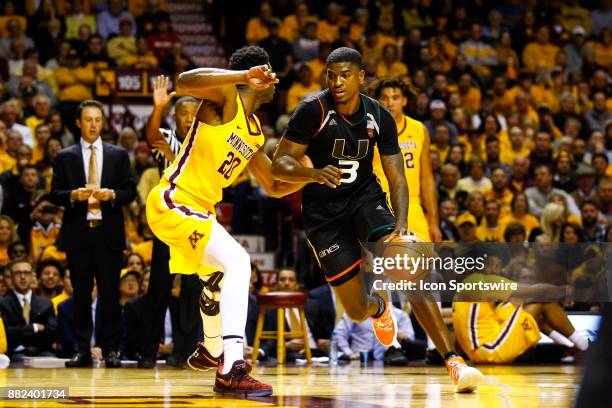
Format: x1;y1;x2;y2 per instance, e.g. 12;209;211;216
408;199;431;242
146;183;217;276
465;303;540;364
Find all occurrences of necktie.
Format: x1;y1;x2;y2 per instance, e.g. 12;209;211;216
23;297;30;324
88;145;101;214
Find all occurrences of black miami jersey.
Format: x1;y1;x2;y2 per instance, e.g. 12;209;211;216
284;90;399;229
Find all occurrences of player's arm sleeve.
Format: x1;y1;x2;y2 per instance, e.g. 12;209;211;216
282;99;322;145
376;108;400;155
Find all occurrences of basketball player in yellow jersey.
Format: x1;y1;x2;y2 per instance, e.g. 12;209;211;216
146;46;311;396
369;77;442;243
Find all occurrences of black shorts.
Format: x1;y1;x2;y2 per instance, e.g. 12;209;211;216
305;193;395;287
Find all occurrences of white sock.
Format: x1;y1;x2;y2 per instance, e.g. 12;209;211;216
222;337;244;374
427;336;435;351
199;276;223;358
569;331;589;351
548;330;575;348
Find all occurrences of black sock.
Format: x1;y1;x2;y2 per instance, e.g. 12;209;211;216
444;351;458;361
371;294;386;318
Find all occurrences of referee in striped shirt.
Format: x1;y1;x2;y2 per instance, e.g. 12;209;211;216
138;75;200;368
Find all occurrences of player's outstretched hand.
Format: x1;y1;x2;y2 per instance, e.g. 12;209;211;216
153;75;176;108
385;225;409;242
246;65;279;90
312;165;342;188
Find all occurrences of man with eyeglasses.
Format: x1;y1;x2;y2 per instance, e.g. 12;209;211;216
0;259;57;361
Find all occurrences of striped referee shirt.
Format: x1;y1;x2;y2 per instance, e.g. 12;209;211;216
150;128;183;174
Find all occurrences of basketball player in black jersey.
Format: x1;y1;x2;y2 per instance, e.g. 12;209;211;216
272;47;483;392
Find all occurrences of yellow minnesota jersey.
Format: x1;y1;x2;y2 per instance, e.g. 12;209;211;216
372;115;430;240
161;95;264;214
453;273;540;363
147;94;264;276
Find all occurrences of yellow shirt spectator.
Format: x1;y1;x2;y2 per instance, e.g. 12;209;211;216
132;240;153;265
499;213;540;238
246;17;269;45
55;60;95;102
376;61;408;78
522;39;559;72
286;64;321;114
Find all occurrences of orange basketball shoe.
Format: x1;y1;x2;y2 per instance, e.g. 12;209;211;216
446;355;484;393
214;360;272;396
371;294;397;347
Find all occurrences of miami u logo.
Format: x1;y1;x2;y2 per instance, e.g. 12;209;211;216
331;139;369;160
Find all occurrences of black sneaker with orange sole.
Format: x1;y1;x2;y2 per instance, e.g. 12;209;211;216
213;360;272;397
187;342;220;371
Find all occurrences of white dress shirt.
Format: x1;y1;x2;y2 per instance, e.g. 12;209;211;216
80;137;104;220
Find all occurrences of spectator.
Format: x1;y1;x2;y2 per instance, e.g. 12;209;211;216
65;0;97;40
29;197;62;262
528;131;555;175
97;0;136;40
596;176;612;223
260;269;322;361
424;100;458;143
581;200;607;243
0;259;57;361
246;1;273;45
560;222;584;243
0;130;22;173
286;63;320;114
0;100;33;147
258;19;293;85
460;23;497;79
0;18;34;59
51;268;72;314
430;124;451;163
136;0;170;38
501;127;531;165
0;216;15;266
495;31;519;72
476;199;501;241
146;15;179;61
36;138;62;188
585;92;610;134
82;34;112;68
553;152;577;193
55;49;95;128
48;111;75;148
591;152;611;180
51;100;136;368
35;259;62;301
563;26;587;76
525;164;580;218
292;20;319;63
317;3;342;44
455;212;479;243
2;164;41;244
106;16;137;67
499;191;540;239
537;202;565;243
125;37;158;69
0;144;36;202
571;164;599;208
561;1;592;34
522;26;559;72
119;268;140;305
376;44;407;78
438;198;458;241
24;95;51;140
504;222;526;243
457;157;492;195
486;167;513;218
31;124;52;164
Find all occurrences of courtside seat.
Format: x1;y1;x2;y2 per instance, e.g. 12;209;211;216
252;292;312;364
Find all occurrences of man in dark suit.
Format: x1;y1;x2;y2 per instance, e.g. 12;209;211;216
0;259;57;361
307;283;336;342
50;100;136;368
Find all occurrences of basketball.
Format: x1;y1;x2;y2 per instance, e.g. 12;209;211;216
379;233;436;283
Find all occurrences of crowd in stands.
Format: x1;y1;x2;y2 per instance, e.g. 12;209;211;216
0;0;608;366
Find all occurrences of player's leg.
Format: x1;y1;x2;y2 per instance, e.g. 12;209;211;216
306;221;394;345
199;220;271;396
522;302;589;350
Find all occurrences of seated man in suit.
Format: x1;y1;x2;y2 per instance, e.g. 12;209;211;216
0;259;57;361
260;269;325;361
57;283;101;359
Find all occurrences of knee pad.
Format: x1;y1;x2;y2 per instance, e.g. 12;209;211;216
200;271;223;316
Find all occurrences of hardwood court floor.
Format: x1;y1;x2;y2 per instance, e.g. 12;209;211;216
0;362;581;407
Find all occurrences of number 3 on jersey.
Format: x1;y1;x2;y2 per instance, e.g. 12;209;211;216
218;151;241;179
338;160;359;183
